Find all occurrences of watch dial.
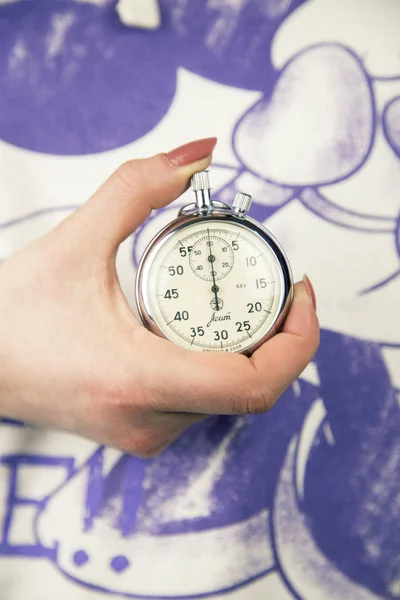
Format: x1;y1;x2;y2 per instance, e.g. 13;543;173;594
139;218;291;354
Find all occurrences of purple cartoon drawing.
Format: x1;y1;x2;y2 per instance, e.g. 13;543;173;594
1;0;400;599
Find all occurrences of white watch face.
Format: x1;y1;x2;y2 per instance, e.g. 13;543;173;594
138;218;291;354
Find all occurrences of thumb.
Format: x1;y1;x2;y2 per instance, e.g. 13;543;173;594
72;137;216;254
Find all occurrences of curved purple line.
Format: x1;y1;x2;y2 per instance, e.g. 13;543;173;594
213;169;298;222
359;267;400;296
232;41;377;189
0;418;25;427
379;341;400;350
292;428;305;511
0;205;79;231
382;95;400;160
208;162;241;174
373;75;400;82
269;493;303;600
232;100;292;190
299;188;395;233
395;212;400;258
50;564;275;600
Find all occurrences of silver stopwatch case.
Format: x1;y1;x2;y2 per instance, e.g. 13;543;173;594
135;170;293;356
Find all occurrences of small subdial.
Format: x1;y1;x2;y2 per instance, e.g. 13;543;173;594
189;235;234;281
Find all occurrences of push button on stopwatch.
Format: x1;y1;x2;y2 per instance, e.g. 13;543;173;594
233;193;252;216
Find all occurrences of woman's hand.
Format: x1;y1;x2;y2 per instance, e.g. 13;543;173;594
0;138;319;457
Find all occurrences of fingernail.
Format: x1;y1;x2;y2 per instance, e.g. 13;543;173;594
166;137;217;167
302;275;317;310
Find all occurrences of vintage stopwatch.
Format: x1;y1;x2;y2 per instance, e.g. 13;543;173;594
136;170;293;355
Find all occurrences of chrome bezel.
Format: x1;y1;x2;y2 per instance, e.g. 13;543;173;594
135;209;293;356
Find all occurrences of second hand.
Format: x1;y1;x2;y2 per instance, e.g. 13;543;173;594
207;228;221;311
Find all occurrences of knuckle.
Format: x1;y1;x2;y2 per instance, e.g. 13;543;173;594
99;366;151;413
135;447;163;459
245;387;275;414
230;384;273;415
229;369;277;415
94;375;169;458
115;159;151;195
96;380;133;414
119;430;167;459
116;160;140;190
230;387;252;415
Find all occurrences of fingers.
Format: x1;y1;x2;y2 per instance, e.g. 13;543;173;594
150;279;319;415
70;137;217;254
245;278;320;412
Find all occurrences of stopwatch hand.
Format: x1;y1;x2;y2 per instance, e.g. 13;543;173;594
207;228;221;311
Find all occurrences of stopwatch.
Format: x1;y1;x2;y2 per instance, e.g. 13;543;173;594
135;170;293;355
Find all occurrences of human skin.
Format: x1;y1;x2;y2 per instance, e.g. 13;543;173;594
0;138;319;457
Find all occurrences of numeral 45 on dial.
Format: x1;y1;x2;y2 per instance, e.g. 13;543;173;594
164;289;179;299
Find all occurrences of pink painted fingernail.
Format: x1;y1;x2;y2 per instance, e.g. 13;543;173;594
166;137;217;167
302;275;317;310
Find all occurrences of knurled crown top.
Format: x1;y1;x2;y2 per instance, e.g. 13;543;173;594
191;170;211;191
233;192;252;214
